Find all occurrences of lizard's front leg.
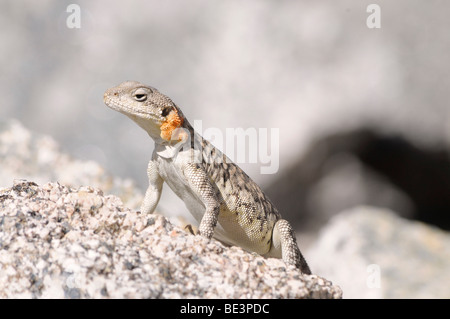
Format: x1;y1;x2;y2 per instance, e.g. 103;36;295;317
141;160;164;214
183;163;220;239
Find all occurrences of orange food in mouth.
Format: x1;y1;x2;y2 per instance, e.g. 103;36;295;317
160;108;184;141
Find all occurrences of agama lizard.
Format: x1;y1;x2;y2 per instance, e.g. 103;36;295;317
104;81;311;274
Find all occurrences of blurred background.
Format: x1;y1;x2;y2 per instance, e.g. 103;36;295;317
1;0;449;298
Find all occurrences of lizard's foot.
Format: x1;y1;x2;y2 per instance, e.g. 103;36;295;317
271;219;312;275
197;228;214;239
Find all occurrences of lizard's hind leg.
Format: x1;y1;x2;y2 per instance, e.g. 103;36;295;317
266;219;312;274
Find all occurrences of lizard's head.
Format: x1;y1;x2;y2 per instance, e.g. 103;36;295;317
104;81;186;143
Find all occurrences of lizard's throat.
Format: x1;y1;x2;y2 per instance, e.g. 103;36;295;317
160;109;185;142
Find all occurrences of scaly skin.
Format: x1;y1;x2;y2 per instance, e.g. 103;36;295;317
104;81;311;274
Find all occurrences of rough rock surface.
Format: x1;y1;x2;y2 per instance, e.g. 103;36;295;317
0;180;342;299
307;206;450;299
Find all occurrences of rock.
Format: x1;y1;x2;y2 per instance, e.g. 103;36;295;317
307;206;450;298
0;120;143;209
0;180;342;299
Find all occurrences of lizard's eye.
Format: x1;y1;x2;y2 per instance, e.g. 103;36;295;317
133;88;148;102
135;94;146;101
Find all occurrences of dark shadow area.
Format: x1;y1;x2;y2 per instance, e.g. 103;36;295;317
266;129;450;231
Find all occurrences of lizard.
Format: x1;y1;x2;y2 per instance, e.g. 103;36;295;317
104;81;311;274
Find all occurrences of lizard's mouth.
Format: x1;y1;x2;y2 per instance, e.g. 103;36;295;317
104;95;162;123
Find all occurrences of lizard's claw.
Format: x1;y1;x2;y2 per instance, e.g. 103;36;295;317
184;224;196;235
